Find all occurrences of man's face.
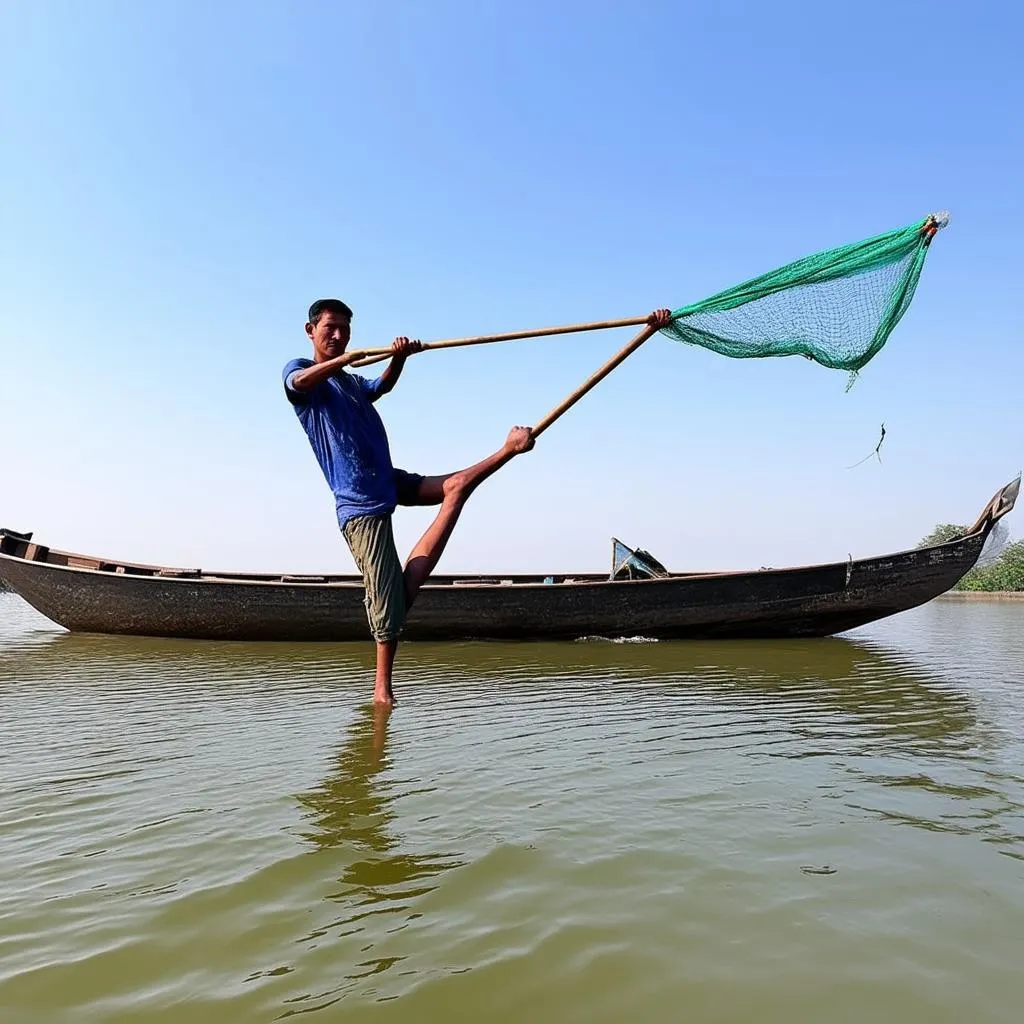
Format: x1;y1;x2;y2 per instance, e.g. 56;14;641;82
306;311;351;361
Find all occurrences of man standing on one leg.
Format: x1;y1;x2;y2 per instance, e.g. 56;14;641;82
283;298;535;705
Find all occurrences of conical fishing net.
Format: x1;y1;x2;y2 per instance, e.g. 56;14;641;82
660;213;948;373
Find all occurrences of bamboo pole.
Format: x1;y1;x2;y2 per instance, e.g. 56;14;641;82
531;322;661;438
346;315;649;368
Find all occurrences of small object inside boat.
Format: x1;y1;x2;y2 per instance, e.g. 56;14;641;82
611;539;670;581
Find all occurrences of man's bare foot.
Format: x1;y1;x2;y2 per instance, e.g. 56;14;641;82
504;426;535;454
373;640;398;707
373;685;396;707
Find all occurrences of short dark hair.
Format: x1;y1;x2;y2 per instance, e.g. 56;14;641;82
308;298;353;326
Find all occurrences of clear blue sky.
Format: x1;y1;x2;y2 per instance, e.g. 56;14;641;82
1;1;1021;574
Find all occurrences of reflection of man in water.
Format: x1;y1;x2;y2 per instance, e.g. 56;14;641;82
289;708;466;999
297;707;463;892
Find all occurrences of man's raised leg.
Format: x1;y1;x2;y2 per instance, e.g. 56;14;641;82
403;426;535;605
371;426;534;706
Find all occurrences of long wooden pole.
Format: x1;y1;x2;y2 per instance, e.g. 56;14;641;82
531;321;661;438
346;314;649;368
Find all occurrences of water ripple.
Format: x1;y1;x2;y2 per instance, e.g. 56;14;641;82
2;594;1024;1020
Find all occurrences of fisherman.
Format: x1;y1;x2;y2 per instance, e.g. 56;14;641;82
283;298;536;706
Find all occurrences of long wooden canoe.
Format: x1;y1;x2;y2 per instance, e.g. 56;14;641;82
1;478;1018;642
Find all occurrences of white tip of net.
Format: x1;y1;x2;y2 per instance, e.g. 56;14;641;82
931;210;951;229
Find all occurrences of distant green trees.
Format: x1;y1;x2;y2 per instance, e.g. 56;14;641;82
919;525;1024;591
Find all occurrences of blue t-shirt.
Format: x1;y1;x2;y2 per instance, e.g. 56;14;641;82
283;358;398;527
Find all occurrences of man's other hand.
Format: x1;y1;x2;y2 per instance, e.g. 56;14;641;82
391;337;424;359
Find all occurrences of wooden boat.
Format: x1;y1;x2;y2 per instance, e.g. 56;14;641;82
1;478;1018;642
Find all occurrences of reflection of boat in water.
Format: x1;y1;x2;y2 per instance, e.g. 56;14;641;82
393;636;981;749
1;620;979;754
0;479;1018;642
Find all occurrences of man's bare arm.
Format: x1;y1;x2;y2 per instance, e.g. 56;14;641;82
290;337;423;394
289;351;362;392
375;337;423;397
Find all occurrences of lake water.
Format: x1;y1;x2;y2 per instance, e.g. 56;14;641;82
1;592;1023;1023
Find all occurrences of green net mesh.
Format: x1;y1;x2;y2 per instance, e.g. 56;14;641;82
660;214;947;374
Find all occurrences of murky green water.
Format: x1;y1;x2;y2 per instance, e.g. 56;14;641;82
1;593;1023;1023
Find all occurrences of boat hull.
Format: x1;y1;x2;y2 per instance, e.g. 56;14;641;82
0;523;1003;643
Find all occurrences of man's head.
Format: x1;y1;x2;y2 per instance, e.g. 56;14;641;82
306;298;353;362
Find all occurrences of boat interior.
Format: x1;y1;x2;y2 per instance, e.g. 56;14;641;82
0;528;671;587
